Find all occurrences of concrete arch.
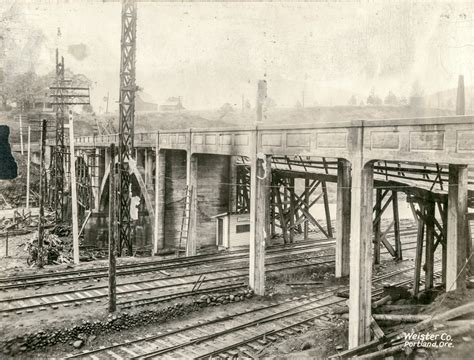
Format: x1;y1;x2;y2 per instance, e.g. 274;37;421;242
98;156;155;242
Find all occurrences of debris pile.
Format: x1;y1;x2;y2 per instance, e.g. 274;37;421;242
18;230;73;266
0;210;42;236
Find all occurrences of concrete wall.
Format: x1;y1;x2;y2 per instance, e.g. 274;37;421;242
196;154;231;248
163;152;231;249
164;150;187;248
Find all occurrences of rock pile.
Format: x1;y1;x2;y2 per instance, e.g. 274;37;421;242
1;289;253;355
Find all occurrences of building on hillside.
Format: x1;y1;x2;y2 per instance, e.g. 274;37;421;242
136;92;158;112
160;96;184;112
34;91;54;112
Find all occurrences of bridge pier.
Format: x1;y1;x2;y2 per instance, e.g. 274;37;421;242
154;149;166;254
186;152;198;256
249;153;272;296
446;164;469;291
348;159;374;348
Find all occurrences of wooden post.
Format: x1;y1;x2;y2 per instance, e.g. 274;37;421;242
249;148;271;296
336;159;351;278
108;144;117;313
446;164;468;291
304;177;309;240
289;177;295;243
373;188;382;265
425;201;435;290
68;112;80;265
26;126;31;210
322;180;333;238
19;114;24;155
37;119;47;269
414;203;425;297
348;158;374;348
186;152;198;256
392;190;402;260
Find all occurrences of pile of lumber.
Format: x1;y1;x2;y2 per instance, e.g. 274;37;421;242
331;301;474;359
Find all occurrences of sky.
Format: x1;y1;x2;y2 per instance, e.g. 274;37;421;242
1;0;474;112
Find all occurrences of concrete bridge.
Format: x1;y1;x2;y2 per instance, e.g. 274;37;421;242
13;114;474;348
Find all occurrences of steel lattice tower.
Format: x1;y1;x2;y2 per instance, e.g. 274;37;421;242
118;0;137;255
53;49;66;222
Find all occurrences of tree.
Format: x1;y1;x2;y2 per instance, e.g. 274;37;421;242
367;88;382;105
409;80;424;108
384;91;399;105
219;102;234;116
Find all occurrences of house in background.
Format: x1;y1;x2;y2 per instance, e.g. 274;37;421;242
136;92;158;112
160;96;184;112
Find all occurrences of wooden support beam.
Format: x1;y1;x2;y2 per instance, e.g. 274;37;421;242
186;152;198;256
322;180;333;238
304;177;309;240
446;164;468;291
414;203;425;297
249;150;271;296
336;159;351;278
425;201;435;290
348;159;374;348
289;177;295;243
392;190;402;260
374;188;382;265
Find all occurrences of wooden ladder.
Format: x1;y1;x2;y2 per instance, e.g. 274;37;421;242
177;185;193;256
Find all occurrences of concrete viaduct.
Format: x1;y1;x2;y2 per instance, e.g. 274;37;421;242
14;114;474;348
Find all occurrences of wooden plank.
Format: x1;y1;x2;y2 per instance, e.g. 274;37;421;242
336;159;351;278
446;164;468;291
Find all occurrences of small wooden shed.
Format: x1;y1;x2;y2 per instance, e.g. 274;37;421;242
212;212;251;249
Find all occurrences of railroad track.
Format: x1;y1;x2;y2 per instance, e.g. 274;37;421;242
0;231;421;316
66;264;440;360
0;251;337;315
0;224;418;290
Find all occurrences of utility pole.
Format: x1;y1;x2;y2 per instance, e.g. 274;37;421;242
19;113;24;155
108;144;117;312
68;111;80;264
26;126;31;210
118;0;137;255
37;119;47;268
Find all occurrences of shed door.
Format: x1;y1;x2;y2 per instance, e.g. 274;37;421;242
217;218;224;246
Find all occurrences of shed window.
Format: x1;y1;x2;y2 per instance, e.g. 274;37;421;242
236;224;250;233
